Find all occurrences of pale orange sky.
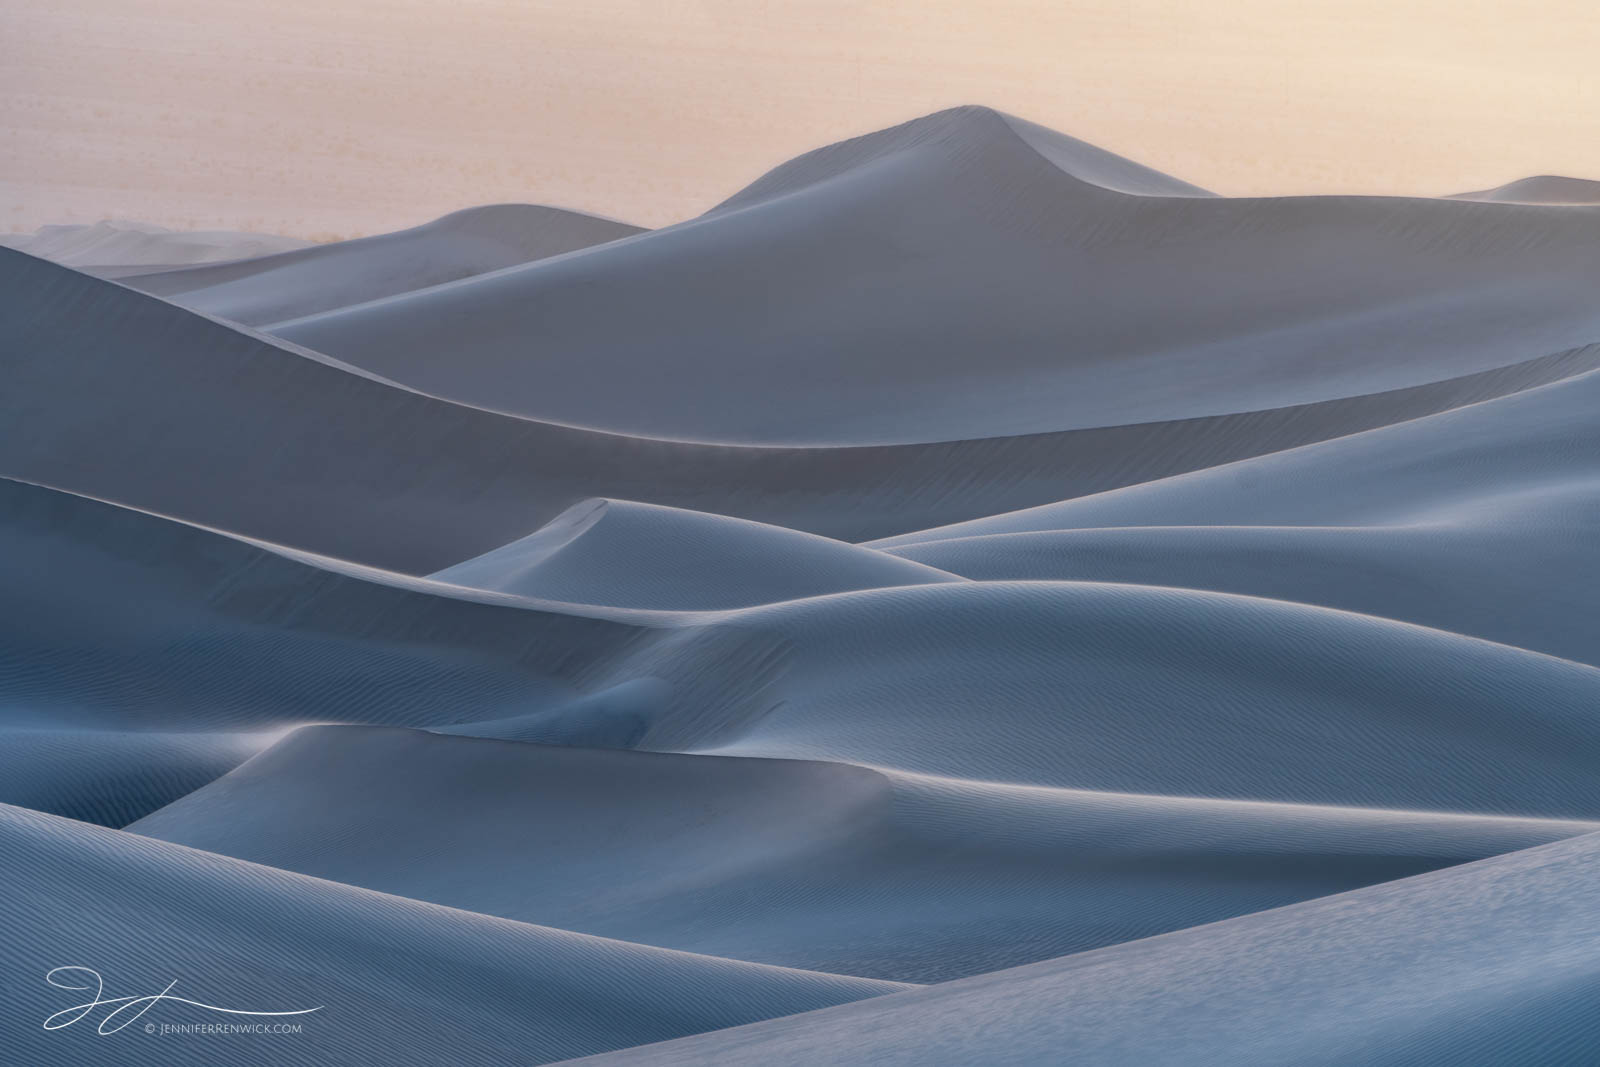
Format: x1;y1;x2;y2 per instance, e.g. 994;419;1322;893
4;0;1600;238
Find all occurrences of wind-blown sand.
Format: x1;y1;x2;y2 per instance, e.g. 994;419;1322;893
8;108;1600;1064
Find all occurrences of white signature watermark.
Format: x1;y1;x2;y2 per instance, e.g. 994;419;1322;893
42;967;322;1036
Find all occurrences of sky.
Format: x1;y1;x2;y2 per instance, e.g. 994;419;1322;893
4;0;1599;238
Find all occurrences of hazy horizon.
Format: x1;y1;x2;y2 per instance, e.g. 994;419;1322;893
6;0;1600;238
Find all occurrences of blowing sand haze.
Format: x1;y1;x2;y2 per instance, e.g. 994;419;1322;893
7;54;1600;1067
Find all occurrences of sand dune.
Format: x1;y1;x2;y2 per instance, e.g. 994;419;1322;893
123;204;644;327
705;106;1215;211
271;107;1600;446
0;477;641;734
573;830;1600;1065
430;498;958;609
871;359;1600;542
6;246;1597;566
0;220;311;273
0;727;266;829
879;367;1600;663
4;804;902;1066
1452;175;1600;204
669;581;1600;816
9;108;1600;1063
0;476;648;824
130;725;1598;983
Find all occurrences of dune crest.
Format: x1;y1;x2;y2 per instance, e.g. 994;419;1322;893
430;498;958;609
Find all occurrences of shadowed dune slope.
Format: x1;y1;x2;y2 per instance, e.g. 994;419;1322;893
124;204;644;327
430;498;958;609
0;476;651;824
0;728;267;830
130;725;1599;984
273;107;1600;445
7;247;1600;564
571;830;1600;1067
3;804;904;1067
0;477;641;733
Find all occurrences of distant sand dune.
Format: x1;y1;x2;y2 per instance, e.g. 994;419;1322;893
1451;175;1600;204
0;219;311;273
271;107;1600;446
125;203;644;326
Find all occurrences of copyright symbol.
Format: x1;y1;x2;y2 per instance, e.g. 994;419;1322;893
144;1023;154;1034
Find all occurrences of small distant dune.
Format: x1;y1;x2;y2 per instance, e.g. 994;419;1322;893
1451;174;1600;204
0;219;310;274
125;203;645;326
